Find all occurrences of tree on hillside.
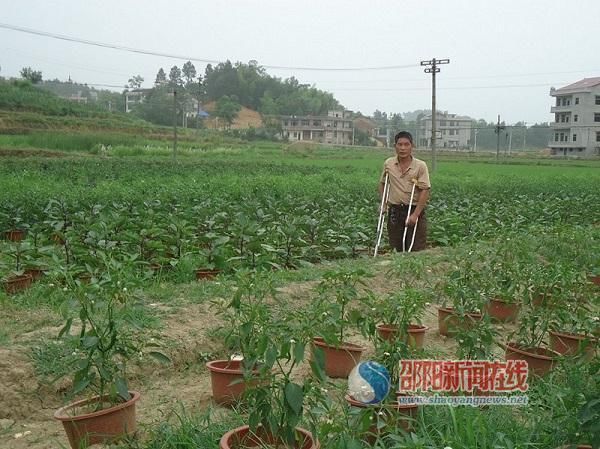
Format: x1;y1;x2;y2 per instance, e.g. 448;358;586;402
204;60;239;101
127;75;144;89
182;61;197;87
389;113;404;130
132;85;175;126
20;67;43;84
168;66;183;87
214;95;241;128
155;68;167;86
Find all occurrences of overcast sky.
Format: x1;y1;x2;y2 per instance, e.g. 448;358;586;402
1;0;599;124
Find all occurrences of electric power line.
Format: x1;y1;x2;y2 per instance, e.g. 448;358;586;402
0;22;418;72
328;82;567;92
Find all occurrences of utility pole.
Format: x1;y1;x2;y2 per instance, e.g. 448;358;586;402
508;128;513;156
172;89;178;161
421;57;449;172
494;114;505;162
197;77;202;133
473;128;478;153
523;122;527;150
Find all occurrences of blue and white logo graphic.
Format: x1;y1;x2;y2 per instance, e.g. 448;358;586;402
347;360;391;404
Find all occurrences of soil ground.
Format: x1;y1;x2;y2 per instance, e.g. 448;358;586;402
0;256;516;449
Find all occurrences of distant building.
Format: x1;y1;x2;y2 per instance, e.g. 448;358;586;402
124;88;152;113
280;110;354;145
417;112;472;149
61;90;95;104
549;77;600;157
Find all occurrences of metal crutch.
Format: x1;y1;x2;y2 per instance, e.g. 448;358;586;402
374;173;390;257
402;179;419;253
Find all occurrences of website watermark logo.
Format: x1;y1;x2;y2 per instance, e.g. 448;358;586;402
397;360;529;406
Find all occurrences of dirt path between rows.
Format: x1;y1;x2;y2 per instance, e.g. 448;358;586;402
0;266;513;449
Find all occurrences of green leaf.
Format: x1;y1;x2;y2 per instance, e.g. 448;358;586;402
264;345;277;368
71;377;90;395
347;438;363;449
284;382;303;416
82;336;99;348
293;342;305;364
115;377;130;402
310;345;326;382
147;351;171;364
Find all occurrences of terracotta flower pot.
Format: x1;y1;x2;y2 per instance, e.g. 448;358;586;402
220;424;319;449
504;342;558;377
588;275;600;287
4;229;25;242
549;330;597;359
312;338;364;378
78;273;92;284
24;267;47;281
196;268;221;280
437;307;482;336
206;360;258;406
2;273;33;294
484;298;520;322
54;391;140;449
376;324;428;349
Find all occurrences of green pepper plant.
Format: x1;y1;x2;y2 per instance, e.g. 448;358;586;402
310;268;371;346
58;252;169;408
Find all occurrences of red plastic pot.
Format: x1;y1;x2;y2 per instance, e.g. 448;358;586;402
4;229;25;242
549;330;597;359
504;342;558;377
2;273;33;294
376;323;428;349
437;307;482;336
312;338;364;378
588;275;600;286
196;268;221;280
484;298;520;322
219;425;319;449
24;267;47;281
54;391;140;449
206;360;258;406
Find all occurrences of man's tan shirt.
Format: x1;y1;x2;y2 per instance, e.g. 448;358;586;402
379;156;431;205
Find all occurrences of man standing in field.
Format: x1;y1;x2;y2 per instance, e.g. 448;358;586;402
378;131;431;252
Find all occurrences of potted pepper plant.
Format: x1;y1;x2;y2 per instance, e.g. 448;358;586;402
505;291;559;377
309;268;370;378
207;271;274;406
1;205;27;242
483;266;523;323
196;231;230;280
452;314;499;398
53;256;169;449
219;279;326;449
365;286;430;349
437;263;485;337
548;283;598;359
1;240;33;294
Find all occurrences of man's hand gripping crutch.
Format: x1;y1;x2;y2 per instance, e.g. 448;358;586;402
374;172;390;257
402;177;419;253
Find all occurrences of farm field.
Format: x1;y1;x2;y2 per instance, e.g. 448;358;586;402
0;143;599;449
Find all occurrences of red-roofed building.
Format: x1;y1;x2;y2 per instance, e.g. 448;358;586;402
549;77;600;156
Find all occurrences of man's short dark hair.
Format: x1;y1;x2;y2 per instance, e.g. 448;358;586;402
394;131;413;144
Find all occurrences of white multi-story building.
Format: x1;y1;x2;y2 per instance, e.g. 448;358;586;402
549;78;600;157
417;112;472;149
280;110;354;145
